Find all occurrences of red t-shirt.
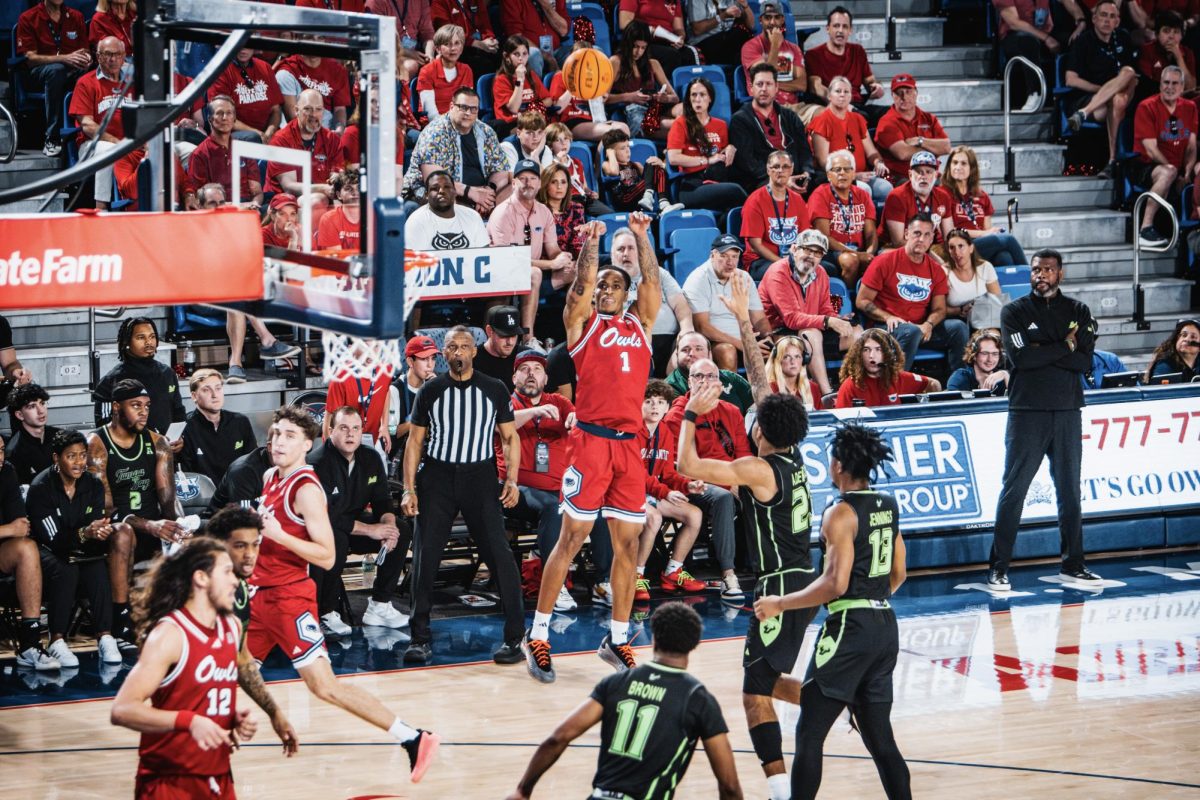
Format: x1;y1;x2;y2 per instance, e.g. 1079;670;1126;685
808;108;870;172
638;423;689;500
265;119;345;192
188;136;261;199
16;4;87;56
315;206;361;250
325;375;390;437
875;107;949;177
500;0;570;49
803;42;873;104
740;186;811;268
339;124;405;165
808;183;875;250
209;56;285;132
88;10;135;53
549;72;592;123
493;71;550;123
881;183;955;244
262;224;292;248
115;147;193;204
1134;95;1199;170
740;34;805;105
275;54;352;111
949;189;995;232
835;371;930;408
860;247;949;323
431;0;494;41
993;0;1052;38
667;116;729;174
500;392;575;492
417;59;474;117
69;69;131;143
619;0;684;32
1137;41;1198;85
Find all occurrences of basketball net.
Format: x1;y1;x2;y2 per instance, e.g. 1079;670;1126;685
306;249;439;384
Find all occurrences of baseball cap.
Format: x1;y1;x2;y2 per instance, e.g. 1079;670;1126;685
909;150;939;170
404;335;439;358
711;233;744;253
514;350;548;370
513;159;541;178
891;73;917;92
111;379;150;403
759;1;784;16
269;193;299;211
798;229;829;254
486;305;528;336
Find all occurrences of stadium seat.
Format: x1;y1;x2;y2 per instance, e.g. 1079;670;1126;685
61;91;79;166
8;24;50;120
669;226;719;283
65;0;97;23
1180;183;1198;230
598;213;657;253
569;141;599;194
477;73;496;122
1054;55;1103;138
600;138;659;207
566;3;612;53
996;264;1032;300
660;208;717;253
733;65;751;105
416;326;486;374
827;277;854;323
726;206;742;238
671;66;732;121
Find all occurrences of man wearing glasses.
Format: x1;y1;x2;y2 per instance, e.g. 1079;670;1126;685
402;86;511;214
1130;65;1197;247
739;150;812;281
67;35;131;210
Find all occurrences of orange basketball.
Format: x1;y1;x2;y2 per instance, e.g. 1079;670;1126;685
563;48;614;101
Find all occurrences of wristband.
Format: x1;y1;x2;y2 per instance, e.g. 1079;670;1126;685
174;710;197;731
683;410;699;423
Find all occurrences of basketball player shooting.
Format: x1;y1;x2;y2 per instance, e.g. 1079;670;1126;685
523;212;662;683
246;407;440;782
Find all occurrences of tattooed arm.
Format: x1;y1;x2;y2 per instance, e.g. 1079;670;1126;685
564;220;606;349
86;431;114;516
627;211;663;332
238;641;298;756
719;272;771;404
152;432;179;522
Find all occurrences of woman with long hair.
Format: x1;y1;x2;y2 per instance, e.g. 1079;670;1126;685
766;337;821;410
665;77;748;216
537;163;587;258
808;76;891;204
129;537;233;647
608;22;680;139
1146;318;1200;382
416;25;474;121
90;0;136;54
493;35;551;137
943;228;1001;329
942;145;1028;266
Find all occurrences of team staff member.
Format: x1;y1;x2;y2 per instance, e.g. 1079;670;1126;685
401;326;526;666
755;422;911;800
93;317;186;436
988;249;1103;591
6;383;64;485
209;439;273;514
177;369;257;483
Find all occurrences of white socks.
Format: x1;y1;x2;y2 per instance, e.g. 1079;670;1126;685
767;773;791;800
610;619;630;645
389;718;419;743
665;559;684;575
530;610;552;641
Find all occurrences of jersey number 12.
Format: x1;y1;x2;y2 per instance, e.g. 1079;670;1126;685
204;687;232;717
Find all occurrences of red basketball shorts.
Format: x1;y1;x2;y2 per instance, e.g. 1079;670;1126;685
134;772;236;799
246;579;327;669
559;427;647;524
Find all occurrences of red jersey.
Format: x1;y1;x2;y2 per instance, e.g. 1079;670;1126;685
948;189;995;232
502;392;575;491
875;107;948;177
803;42;873;104
740;185;810;268
570;311;652;433
1134;95;1199;170
16;4;87;56
274;55;352;111
808;182;875;249
209;56;284;132
432;0;495;40
493;71;550;123
666;116;728;174
325;374;389;437
89;9;135;53
881;183;955;244
638;423;688;501
252;465;323;588
138;608;240;778
265;119;345;193
417;59;475;117
315;206;361;250
835;371;930;408
807;108;870;172
860;247;949;324
68;68;131;143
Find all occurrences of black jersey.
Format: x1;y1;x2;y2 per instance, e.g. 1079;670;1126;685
738;447;813;575
590;662;728;800
834;490;899;602
97;426;157;518
233;579;251;649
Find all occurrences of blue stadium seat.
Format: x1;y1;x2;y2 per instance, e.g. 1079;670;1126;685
726;206;742;238
671;66;732;121
566;3;612;53
660;208;717;254
996;264;1032;300
827;276;854;322
1180;183;1198;230
599;138;659;207
1054;55;1103;138
477;73;496;121
733;65;751;105
598;213;657;252
670;226;719;284
64;0;97;23
569;141;599;194
8;24;50;119
61;91;79;166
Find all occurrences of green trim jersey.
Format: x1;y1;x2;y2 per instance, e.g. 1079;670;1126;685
738;447;814;575
590;662;728;800
97;426;157;519
233;579;251;650
834;490;899;602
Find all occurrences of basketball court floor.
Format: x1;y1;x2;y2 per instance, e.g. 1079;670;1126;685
3;550;1199;798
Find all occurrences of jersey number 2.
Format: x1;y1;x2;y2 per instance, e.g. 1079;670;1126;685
609;699;659;761
868;527;894;578
205;687;232;717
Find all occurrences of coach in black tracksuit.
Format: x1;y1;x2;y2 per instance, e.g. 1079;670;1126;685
987;249;1103;591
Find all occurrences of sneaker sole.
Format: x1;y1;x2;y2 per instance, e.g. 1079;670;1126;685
362;613;409;629
262;345;302;359
987;583;1011;592
1059;574;1104;585
521;639;556;684
553;602;578;612
598;644;635;672
409;731;441;783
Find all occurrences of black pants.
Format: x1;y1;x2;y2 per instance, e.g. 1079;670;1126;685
649;42;698;80
990;409;1086;574
39;549;112;637
696;28;752;65
312;519;411;615
410;459;524;645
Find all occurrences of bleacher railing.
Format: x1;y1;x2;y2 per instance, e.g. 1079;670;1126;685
1131;191;1179;331
1002;55;1046;191
886;0;902;60
0;101;16;165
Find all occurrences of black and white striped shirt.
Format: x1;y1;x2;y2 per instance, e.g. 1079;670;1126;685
411;371;514;464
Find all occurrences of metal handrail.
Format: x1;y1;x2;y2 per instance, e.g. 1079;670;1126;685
1130;191;1179;330
1006;197;1019;232
1002;55;1047;191
886;0;902;60
0;101;16;165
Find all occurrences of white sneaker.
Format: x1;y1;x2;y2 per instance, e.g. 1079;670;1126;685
17;647;60;671
42;140;63;157
721;573;744;601
591;581;613;607
554;585;578;612
362;600;409;629
47;639;80;668
658;199;685;214
320;610;353;636
97;634;124;664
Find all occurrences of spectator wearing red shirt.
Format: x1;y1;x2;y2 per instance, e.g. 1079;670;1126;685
804;5;887;126
666;77;748;217
1136;10;1197;89
881;151;956;247
316;169;362;251
114;146;198;209
17;0;91;156
188;96;264;207
808;75;893;204
758;229;860;395
874;73;952;180
500;0;570;75
834;328;939;408
1133;67;1199;244
417;25;475;122
1129;0;1200;44
88;0;135;55
274;53;351;132
856;213;969;370
208;49;284;143
431;0;500;75
740;2;814;120
266;89;346;221
739;150;811;279
994;0;1059;110
617;0;698;76
365;0;436;77
493;36;552;134
69;37;132;209
261;193;301;249
942;145;1028;266
808;150;878;284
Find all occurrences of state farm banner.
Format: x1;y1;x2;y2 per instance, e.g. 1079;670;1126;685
802;388;1200;535
411;246;532;300
0;210;263;310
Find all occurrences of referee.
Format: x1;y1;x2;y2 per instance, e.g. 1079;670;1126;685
401;325;525;666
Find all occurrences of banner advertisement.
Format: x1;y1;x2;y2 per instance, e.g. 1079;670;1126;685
0;210;264;309
412;246;533;300
802;389;1200;535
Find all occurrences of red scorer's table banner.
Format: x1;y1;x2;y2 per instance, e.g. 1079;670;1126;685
0;209;264;310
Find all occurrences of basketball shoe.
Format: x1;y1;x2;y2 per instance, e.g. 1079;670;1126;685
522;629;556;683
401;729;441;783
598;633;637;672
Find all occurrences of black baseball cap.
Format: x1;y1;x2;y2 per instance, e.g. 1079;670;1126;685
711;233;744;253
486;305;528;336
513;159;541;178
111;379;150;403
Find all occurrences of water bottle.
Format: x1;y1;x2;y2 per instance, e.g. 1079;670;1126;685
183;342;196;377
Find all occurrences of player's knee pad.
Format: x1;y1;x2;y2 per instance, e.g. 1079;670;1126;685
748;721;784;766
742;658;781;697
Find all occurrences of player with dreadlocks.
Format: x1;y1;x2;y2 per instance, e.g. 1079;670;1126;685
93;316;185;436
